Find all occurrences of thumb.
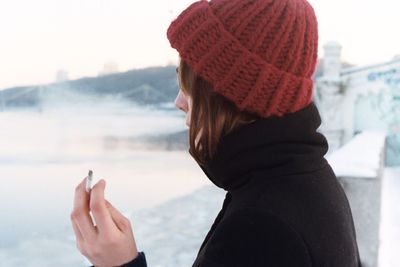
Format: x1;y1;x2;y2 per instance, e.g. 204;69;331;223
105;200;132;232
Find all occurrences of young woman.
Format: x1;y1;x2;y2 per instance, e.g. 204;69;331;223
71;0;362;266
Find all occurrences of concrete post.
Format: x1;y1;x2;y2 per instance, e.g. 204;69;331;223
328;132;386;267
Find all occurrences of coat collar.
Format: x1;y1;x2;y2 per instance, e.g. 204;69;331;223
198;102;329;192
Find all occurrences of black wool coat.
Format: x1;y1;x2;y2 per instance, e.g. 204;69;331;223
109;102;362;267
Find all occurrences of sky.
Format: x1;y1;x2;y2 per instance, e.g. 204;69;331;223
0;0;399;90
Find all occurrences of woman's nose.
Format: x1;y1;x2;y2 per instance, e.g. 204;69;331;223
174;91;188;113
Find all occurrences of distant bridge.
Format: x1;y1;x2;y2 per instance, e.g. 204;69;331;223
0;82;172;111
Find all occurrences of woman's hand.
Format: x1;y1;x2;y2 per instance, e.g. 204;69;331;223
71;178;139;267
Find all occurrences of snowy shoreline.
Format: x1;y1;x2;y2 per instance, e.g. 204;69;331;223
128;185;226;267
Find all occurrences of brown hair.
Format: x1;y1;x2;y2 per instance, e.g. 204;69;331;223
177;59;260;166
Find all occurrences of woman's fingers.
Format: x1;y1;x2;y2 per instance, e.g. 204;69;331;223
71;217;84;243
71;177;96;242
90;179;118;235
105;200;132;233
71;177;139;266
71;218;88;256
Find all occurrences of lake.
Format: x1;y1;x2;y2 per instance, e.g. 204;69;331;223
0;100;212;265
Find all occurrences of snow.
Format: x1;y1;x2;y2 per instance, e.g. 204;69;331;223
326;131;387;178
127;185;226;267
379;167;400;267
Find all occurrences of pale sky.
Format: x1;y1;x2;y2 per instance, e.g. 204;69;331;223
0;0;399;90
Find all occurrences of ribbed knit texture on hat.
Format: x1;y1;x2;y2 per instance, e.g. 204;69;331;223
167;0;319;118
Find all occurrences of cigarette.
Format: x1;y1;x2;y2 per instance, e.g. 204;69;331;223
85;170;93;193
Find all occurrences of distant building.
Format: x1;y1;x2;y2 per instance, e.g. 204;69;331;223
56;70;69;82
98;61;119;76
315;42;400;166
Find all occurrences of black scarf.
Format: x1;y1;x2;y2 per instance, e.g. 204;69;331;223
199;102;329;192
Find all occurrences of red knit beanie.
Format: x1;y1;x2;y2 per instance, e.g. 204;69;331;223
167;0;319;118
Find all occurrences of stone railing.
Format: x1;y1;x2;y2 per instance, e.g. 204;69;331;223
327;131;387;267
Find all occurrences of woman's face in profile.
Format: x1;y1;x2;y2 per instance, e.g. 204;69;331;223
174;89;192;127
